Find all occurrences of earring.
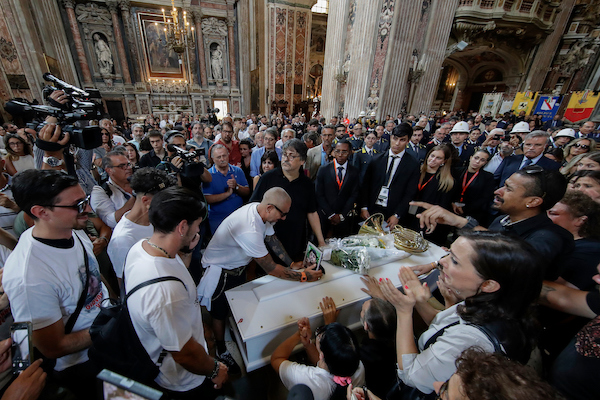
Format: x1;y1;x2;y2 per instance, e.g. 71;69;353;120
441;163;445;167
526;205;530;208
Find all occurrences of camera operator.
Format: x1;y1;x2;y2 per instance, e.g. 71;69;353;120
163;132;211;186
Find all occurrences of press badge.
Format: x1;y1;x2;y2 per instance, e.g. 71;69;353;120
375;186;389;207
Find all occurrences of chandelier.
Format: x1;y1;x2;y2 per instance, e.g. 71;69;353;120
158;0;196;54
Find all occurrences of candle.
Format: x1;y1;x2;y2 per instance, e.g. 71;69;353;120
162;8;166;23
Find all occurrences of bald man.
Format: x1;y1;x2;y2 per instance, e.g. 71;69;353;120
197;187;322;373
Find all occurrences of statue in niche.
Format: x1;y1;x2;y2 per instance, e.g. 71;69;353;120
93;33;114;75
210;43;224;80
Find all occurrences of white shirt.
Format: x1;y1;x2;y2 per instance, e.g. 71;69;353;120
279;361;365;400
398;303;495;394
519;153;543;169
386;149;405;185
107;211;154;278
125;241;206;391
333;160;347;181
3;229;106;371
198;203;274;309
90;179;132;228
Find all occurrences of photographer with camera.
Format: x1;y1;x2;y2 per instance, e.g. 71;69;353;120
90;151;135;229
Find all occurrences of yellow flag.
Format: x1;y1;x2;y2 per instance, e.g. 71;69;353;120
511;92;538;115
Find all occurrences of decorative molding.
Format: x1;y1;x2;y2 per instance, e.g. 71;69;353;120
118;0;131;12
201;17;228;36
75;3;112;25
62;0;75;9
105;0;119;14
0;37;17;63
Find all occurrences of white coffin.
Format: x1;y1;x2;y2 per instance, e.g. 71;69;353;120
226;243;448;372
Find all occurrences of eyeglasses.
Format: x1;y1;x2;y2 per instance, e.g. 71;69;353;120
281;153;300;160
110;162;133;170
44;195;90;213
573;143;590;149
268;203;288;217
435;379;449;400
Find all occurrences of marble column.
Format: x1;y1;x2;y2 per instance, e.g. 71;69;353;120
527;0;576;91
378;0;422;118
227;16;238;89
237;0;251;113
118;0;141;83
344;0;382;119
321;0;351;119
193;10;208;88
62;0;93;85
410;0;459;114
106;1;131;84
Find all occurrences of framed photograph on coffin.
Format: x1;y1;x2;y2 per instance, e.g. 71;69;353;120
303;242;323;272
137;12;184;79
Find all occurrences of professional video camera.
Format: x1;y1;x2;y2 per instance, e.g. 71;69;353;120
157;144;206;178
4;73;103;150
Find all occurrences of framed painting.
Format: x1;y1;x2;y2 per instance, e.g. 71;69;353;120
137;12;184;79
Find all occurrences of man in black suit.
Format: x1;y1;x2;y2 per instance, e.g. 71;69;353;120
353;131;379;183
316;140;360;238
449;121;475;168
542;114;563;130
373;124;390;153
494;130;559;187
406;126;427;163
360;122;420;227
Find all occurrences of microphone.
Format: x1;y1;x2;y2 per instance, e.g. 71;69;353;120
43;73;89;96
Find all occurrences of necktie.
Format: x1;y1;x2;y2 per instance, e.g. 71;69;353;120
521;158;533;169
338;166;344;182
386;156;399;183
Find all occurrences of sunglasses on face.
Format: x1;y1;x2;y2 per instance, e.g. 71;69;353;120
44;195;91;213
573;143;590;149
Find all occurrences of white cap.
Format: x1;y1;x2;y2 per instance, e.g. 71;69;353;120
370;111;376;117
358;111;366;117
511;121;530;133
555;128;576;139
450;121;470;133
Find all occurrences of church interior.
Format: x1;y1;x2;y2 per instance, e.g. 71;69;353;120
2;0;600;124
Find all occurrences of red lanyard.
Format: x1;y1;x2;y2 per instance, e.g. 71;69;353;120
418;175;435;191
334;160;344;190
459;170;479;202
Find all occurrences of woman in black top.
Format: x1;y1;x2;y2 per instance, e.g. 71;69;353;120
452;149;495;226
412;144;454;245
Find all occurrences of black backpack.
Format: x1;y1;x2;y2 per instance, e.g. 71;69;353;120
88;276;186;384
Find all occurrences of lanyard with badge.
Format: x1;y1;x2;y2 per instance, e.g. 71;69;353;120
376;155;399;207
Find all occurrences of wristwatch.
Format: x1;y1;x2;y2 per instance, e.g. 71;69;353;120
43;156;64;167
339;214;345;222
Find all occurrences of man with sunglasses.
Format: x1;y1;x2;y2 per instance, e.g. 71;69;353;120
90;151;135;228
199;187;323;373
3;169;105;397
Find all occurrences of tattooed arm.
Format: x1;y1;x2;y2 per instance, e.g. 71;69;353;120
539;281;596;319
264;235;294;267
255;253;323;282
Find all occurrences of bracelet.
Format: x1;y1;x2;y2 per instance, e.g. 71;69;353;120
98;236;108;243
463;216;479;230
301;271;308;282
209;358;220;379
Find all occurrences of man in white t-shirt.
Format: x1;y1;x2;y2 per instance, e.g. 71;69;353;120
3;170;105;398
125;186;227;399
107;168;175;279
198;187;323;373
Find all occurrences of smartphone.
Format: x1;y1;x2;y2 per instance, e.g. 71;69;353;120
10;322;33;374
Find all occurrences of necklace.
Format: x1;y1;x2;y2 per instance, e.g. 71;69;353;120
146;240;172;258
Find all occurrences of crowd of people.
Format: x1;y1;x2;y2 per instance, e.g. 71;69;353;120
0;93;598;400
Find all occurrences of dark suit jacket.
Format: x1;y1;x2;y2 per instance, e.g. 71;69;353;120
373;138;390;153
352;147;379;183
542;120;564;130
450;143;476;168
406;143;427;163
494;155;560;187
315;162;360;218
361;152;420;221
